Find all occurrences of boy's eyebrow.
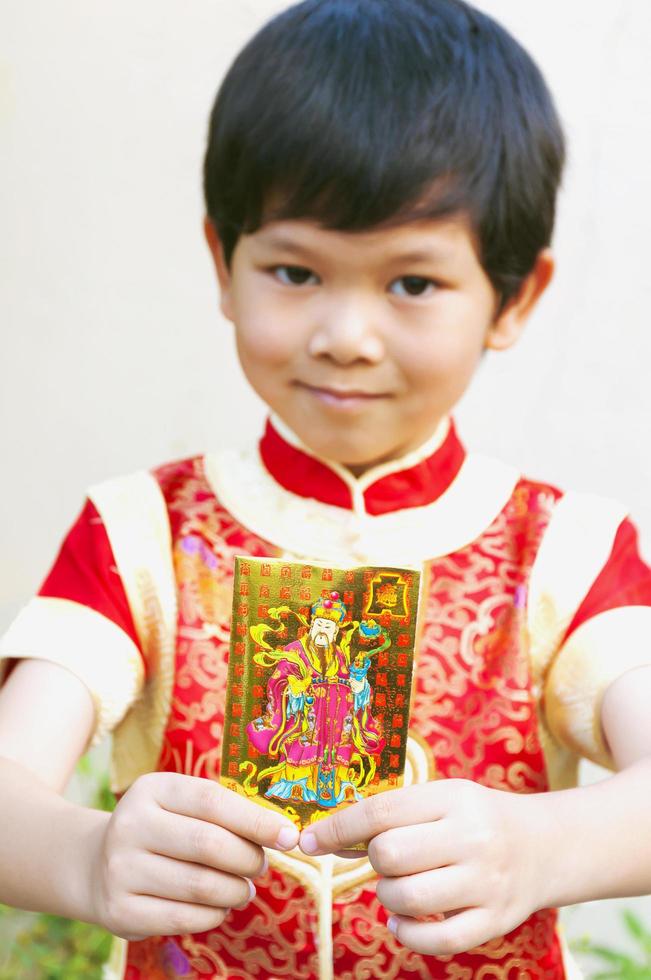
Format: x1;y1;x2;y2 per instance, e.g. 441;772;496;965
384;248;453;265
254;233;454;265
255;235;319;258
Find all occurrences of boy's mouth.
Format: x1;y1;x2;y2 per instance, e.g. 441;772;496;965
294;381;389;409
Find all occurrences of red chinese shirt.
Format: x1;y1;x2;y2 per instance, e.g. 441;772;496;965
2;415;651;980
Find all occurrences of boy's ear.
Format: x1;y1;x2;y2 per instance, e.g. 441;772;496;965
203;216;235;322
485;249;555;351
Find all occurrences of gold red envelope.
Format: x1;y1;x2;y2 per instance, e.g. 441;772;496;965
220;557;422;832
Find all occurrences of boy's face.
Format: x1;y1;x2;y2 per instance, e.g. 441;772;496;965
207;215;552;472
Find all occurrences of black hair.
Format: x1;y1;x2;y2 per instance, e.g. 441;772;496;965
203;0;565;306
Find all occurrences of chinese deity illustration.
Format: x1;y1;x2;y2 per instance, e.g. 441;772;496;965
246;592;388;808
221;559;420;827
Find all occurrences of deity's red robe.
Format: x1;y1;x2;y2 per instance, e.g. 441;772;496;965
245;639;384;777
2;414;651;980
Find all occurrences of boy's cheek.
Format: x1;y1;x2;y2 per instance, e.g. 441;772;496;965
235;323;296;368
408;335;484;394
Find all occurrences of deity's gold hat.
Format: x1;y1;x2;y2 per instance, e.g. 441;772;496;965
310;591;347;624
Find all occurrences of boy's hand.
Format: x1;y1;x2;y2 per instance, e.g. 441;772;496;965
89;772;299;941
298;780;546;956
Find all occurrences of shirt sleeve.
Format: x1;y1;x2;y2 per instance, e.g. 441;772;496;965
543;515;651;769
564;518;651;632
0;499;145;748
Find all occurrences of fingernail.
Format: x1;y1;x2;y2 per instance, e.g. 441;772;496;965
275;825;299;851
261;852;269;874
301;831;318;854
387;916;398;934
248;880;256;901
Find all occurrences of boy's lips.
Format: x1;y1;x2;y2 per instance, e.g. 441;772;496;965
294;381;390;410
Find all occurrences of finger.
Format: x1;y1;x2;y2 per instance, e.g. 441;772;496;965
144;773;300;851
376;865;473;918
147;808;267;878
368;821;456;877
132;852;254;910
299;784;447;856
387;907;490;957
117;895;231;942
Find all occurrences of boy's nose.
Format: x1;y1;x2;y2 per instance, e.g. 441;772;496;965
307;299;385;365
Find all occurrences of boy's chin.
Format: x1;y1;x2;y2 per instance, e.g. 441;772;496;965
303;438;410;476
271;408;441;473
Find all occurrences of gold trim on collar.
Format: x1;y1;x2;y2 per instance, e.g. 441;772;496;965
204;446;519;565
269;413;452;511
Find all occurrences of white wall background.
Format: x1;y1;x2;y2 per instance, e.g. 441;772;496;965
2;0;651;963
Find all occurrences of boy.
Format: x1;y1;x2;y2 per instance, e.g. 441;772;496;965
1;1;651;978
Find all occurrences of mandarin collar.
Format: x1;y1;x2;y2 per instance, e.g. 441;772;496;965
258;414;466;517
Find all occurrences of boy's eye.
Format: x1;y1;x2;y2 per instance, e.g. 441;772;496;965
272;265;319;286
389;276;436;298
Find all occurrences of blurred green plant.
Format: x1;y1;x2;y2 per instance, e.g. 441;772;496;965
0;753;116;980
0;912;113;980
573;910;651;979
